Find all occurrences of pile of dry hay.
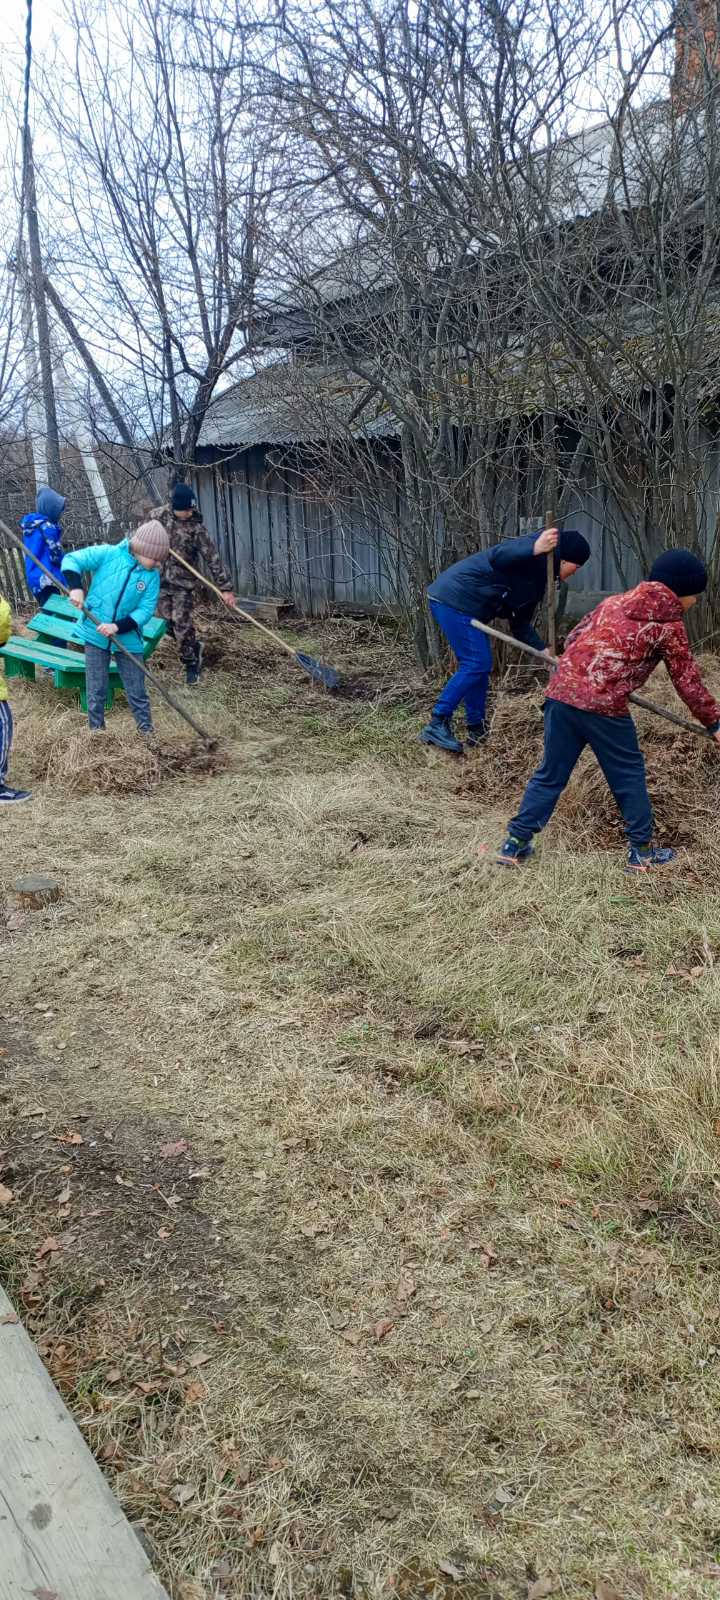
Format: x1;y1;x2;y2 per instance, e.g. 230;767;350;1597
21;723;230;797
458;657;720;850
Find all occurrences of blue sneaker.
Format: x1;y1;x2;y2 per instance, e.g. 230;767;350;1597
0;784;32;804
496;834;534;867
626;844;676;873
465;722;489;748
419;715;463;754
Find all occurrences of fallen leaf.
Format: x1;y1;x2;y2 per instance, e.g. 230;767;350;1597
480;1243;497;1269
172;1481;196;1506
115;1175;133;1188
32;1590;60;1599
438;1559;465;1582
528;1580;556;1599
594;1583;623;1600
37;1236;61;1259
106;1368;122;1384
375;1318;395;1342
189;1167;211;1180
396;1270;417;1310
247;1526;266;1547
157;1227;173;1240
188;1350;212;1368
266;1456;288;1469
375;1505;399;1521
160;1139;189;1158
0;1311;19;1325
340;1327;361;1346
268;1541;282;1567
184;1379;208;1404
99;1438;125;1464
56;1131;83;1146
0;1183;14;1207
176;1583;206;1600
445;1039;484;1057
699;1565;720;1579
164;1361;188;1378
136;1380;168;1396
57;1183;71;1206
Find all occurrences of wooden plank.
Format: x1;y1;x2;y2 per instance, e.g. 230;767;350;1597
27;612;166;656
0;1283;169;1600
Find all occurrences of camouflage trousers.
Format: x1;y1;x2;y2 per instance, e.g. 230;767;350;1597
158;586;200;668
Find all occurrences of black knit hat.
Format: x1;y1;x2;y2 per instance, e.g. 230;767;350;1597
171;482;195;512
649;549;708;597
557;529;590;567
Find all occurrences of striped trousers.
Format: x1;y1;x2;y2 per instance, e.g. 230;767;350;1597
0;701;13;784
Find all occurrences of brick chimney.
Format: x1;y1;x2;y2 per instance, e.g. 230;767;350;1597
672;0;720;109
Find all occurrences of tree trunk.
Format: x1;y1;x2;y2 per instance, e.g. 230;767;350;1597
23;132;62;491
43;276;161;502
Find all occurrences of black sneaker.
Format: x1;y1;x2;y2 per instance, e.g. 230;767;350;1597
0;784;32;804
185;642;204;687
419;714;463;754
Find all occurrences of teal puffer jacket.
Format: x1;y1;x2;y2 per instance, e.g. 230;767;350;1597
61;540;161;653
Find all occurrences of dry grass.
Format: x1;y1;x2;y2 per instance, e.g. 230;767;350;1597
3;627;720;1600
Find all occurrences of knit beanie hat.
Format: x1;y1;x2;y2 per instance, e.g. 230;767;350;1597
649;549;707;597
171;483;195;512
557;529;590;566
131;520;169;563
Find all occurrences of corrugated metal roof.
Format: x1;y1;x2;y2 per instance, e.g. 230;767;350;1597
197;363;400;450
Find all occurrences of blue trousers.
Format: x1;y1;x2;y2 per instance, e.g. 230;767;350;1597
509;698;654;847
0;701;13;783
430;599;492;725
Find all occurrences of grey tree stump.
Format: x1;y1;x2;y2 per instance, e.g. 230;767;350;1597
12;876;61;911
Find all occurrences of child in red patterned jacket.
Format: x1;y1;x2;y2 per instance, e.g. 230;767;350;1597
497;549;720;872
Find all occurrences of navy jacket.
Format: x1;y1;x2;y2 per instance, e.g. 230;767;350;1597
428;534;552;651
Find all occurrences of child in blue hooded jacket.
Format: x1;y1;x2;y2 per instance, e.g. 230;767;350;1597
21;486;66;607
61;521;169;734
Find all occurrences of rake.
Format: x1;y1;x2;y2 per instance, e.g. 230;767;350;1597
471;616;715;739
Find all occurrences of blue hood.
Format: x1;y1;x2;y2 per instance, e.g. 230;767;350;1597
36;486;65;522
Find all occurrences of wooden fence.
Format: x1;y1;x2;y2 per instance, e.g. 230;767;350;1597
0;541;31;608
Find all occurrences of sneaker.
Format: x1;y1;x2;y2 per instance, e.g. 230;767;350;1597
496;833;534;867
0;784;32;804
419;714;463;754
626;844;676;873
466;722;488;747
185;642;204;687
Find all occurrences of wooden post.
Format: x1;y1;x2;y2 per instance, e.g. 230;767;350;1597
545;550;557;656
13;875;61;911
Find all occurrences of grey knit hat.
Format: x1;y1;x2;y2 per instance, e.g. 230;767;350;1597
131;520;169;563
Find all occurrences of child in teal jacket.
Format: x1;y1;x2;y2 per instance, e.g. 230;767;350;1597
61;521;169;733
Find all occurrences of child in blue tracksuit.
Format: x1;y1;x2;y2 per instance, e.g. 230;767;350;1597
61;521;169;733
21;486;66;607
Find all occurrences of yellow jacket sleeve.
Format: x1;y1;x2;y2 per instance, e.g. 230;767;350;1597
0;597;11;647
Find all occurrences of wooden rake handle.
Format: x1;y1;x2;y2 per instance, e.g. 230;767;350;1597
168;547;300;662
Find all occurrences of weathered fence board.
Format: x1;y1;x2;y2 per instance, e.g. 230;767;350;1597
0;1282;169;1600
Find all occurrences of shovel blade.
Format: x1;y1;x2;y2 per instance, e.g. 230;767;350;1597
295;651;340;690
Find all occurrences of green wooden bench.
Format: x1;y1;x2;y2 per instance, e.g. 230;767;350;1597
0;594;166;712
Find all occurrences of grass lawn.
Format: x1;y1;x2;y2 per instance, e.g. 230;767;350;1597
3;613;720;1600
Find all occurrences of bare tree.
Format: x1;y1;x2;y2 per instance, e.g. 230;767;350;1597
37;0;280;482
255;0;610;658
